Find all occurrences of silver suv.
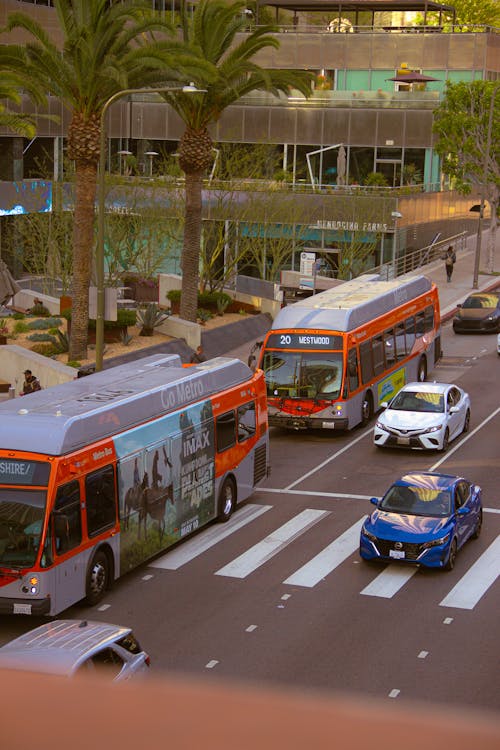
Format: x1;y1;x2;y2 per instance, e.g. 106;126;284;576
0;620;150;681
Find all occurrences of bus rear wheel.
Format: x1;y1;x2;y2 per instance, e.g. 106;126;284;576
86;549;110;606
218;477;236;523
361;391;373;426
417;356;427;382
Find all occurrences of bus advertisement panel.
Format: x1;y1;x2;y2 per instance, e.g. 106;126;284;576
0;354;269;616
257;274;441;431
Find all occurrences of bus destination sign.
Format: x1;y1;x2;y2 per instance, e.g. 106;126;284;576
266;333;342;350
0;459;50;486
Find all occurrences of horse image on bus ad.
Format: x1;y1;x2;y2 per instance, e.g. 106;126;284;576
115;399;216;572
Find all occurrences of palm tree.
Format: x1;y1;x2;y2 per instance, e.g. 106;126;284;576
2;0;197;360
0;47;44;137
161;0;314;322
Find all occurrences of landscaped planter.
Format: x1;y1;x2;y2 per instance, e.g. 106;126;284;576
66;320;130;344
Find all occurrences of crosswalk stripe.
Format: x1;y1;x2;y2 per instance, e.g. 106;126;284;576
215;509;330;579
283;517;365;588
439;535;500;610
149;503;272;570
360;565;417;598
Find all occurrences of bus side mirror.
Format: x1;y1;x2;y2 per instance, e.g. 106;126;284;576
247;355;256;370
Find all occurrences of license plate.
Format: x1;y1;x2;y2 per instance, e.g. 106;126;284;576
322;421;336;429
13;602;32;615
397;436;410;445
389;549;405;560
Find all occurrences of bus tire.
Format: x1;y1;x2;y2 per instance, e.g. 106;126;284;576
86;549;111;606
218;476;236;523
417;356;427;382
360;391;373;427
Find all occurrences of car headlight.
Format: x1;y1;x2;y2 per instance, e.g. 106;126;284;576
422;424;443;434
362;526;377;542
422;533;450;549
375;420;386;430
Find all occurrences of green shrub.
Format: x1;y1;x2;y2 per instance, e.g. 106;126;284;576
29;302;51;317
30;342;59;357
62;308;136;328
166;289;181;303
137;303;169;336
12;312;25;320
166;289;232;310
27;332;57;343
27;317;62;330
120;330;134;346
54;329;69;353
13;320;30;334
197;308;213;323
48;327;60;335
67;360;82;369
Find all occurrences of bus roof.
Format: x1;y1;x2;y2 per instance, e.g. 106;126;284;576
271;274;434;333
0;354;253;456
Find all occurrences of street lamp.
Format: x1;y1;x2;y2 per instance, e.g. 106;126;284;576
117;149;132;176
391;211;403;279
96;83;205;371
144;150;159;178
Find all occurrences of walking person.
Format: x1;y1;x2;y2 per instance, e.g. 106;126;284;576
443;245;456;282
190;345;206;364
21;369;41;395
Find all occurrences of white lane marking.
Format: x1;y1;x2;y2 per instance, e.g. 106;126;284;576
360;566;417;598
429;405;500;471
246;625;257;632
485;508;500;514
443;618;453;624
281;594;291;600
206;660;218;669
97;604;111;611
261;487;371;501
215;509;330;579
388;689;400;698
149;504;272;570
283;518;364;587
439;535;500;610
418;651;429;659
285;427;373;489
142;574;154;581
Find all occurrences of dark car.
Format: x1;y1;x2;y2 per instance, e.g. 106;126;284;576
359;472;483;570
452;292;500;333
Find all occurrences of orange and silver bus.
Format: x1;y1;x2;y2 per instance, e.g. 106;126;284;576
257;274;441;431
0;354;269;616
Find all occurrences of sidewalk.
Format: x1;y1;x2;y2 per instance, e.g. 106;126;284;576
222;227;500;363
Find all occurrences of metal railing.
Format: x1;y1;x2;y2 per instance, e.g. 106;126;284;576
376;231;468;280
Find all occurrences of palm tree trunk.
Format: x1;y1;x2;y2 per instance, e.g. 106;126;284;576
180;171;203;322
69;163;97;361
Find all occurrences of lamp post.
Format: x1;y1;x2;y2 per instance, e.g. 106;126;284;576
96;84;205;371
391;210;403;279
117;149;132;176
144;150;159;178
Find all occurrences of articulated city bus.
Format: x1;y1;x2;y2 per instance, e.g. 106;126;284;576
0;354;269;616
257;274;441;430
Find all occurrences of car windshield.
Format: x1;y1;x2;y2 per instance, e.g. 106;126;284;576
0;489;47;568
389;390;444;413
380;485;451;517
262;351;344;401
462;294;498;310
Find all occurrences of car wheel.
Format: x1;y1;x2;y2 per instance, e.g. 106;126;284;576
218;476;236;522
86;549;110;605
360;391;373;427
445;539;457;571
417;356;427;382
440;428;449;452
471;510;482;539
462;409;470;434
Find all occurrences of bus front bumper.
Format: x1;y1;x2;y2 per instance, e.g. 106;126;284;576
269;414;349;431
0;596;51;616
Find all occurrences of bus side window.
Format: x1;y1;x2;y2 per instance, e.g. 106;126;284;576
85;465;117;537
405;316;416;351
415;311;425;337
237;402;256;442
359;340;373;385
347;349;359;393
54;480;81;555
372;335;385;376
395;322;406;360
424;305;434;333
383;328;396;366
216;411;236;452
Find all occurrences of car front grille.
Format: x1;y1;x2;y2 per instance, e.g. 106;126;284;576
374;538;423;561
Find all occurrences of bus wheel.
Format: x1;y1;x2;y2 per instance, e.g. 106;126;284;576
218;477;236;523
361;391;373;426
86;550;110;606
417;356;427;382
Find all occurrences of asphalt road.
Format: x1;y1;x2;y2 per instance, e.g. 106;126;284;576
1;320;499;712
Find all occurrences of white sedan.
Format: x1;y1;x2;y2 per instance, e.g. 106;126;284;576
374;382;471;452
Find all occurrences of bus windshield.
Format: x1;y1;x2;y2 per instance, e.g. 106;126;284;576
262;351;344;400
0;489;47;568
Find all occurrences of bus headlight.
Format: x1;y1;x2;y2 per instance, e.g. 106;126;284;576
22;576;39;595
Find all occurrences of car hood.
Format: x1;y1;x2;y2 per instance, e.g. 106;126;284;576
456;308;496;320
367;510;449;541
378;410;443;429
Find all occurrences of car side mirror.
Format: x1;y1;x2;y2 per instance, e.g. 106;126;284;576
457;506;470;516
370;497;379;506
449;406;459;413
380;401;388;409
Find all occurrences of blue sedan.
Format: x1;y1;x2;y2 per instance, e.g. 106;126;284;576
359;472;483;570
